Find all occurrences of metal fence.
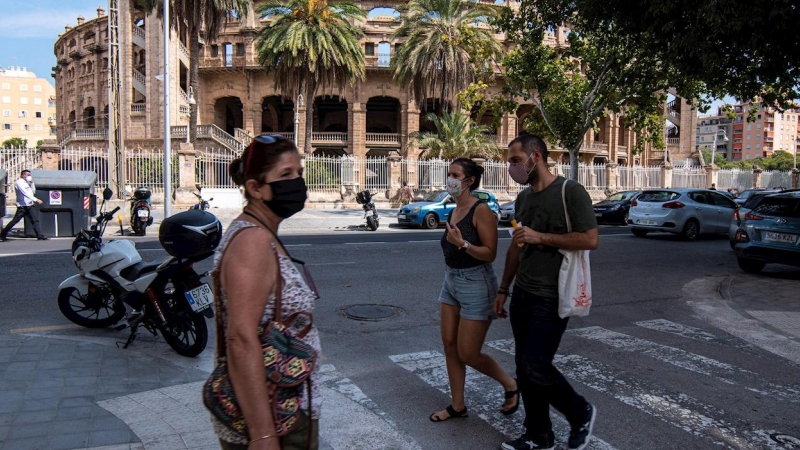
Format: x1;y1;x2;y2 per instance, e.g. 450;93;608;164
304;154;345;193
196;147;238;189
552;163;606;190
0;148;42;192
483;159;526;195
125;149;177;193
761;170;793;189
672;166;707;188
60;147;109;187
717;169;754;192
618;166;662;190
400;158;450;193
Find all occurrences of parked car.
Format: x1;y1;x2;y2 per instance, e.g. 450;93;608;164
732;191;800;273
593;190;641;225
734;188;780;206
628;188;738;240
727;189;785;248
499;201;515;225
396;189;500;229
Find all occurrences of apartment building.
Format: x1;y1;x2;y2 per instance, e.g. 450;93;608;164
696;111;733;160
0;67;57;145
730;102;800;161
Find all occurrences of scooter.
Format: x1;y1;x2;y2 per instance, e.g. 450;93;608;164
129;186;153;236
356;189;379;231
190;185;213;211
58;187;222;357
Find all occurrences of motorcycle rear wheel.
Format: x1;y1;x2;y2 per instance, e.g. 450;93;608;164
161;309;208;357
366;215;379;231
58;286;125;328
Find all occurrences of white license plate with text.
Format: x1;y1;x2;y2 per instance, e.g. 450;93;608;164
185;284;214;312
398;214;406;219
764;232;796;244
638;219;656;225
137;209;149;218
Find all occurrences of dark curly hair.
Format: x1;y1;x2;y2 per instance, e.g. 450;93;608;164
451;157;484;191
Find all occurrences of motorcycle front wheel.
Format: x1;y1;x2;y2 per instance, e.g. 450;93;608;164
160;299;208;357
366;215;378;231
58;286;125;328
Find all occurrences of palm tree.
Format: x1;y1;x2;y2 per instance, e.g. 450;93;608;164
138;0;250;144
255;0;366;154
408;110;500;160
391;0;501;105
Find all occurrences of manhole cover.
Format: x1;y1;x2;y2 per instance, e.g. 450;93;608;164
340;304;404;321
771;434;800;447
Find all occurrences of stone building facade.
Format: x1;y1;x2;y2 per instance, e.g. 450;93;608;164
53;0;694;166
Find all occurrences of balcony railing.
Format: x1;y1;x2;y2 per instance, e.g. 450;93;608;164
366;133;400;145
666;137;680;145
312;132;348;144
377;53;391;67
131;103;146;113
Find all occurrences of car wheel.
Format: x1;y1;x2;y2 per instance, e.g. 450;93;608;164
621;211;630;226
680;219;700;241
494;212;501;224
729;239;736;249
737;257;766;274
631;228;648;237
423;213;438;229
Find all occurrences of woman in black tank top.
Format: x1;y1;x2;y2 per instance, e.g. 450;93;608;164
429;158;520;423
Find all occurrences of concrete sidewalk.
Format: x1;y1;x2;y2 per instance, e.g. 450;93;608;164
2;207;402;237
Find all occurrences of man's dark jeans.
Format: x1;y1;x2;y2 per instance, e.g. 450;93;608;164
1;205;43;238
510;285;588;436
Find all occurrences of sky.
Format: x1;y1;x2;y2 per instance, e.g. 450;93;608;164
0;0;102;85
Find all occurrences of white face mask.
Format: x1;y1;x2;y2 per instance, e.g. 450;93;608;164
25;176;33;183
446;176;465;197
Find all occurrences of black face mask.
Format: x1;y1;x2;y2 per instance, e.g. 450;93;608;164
263;177;307;219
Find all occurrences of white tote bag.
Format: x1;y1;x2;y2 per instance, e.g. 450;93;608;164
557;180;593;318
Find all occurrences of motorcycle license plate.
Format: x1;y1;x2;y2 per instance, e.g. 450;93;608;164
185;284;214;312
137;209;149;218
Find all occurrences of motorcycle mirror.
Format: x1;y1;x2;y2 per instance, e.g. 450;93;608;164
195;184;202;191
102;187;113;201
209;198;214;201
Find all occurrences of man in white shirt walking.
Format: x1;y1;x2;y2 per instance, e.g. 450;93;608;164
0;169;48;241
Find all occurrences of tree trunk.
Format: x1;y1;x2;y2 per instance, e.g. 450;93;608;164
303;81;315;154
189;26;200;144
569;147;580;180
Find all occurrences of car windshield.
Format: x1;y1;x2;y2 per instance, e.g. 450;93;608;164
423;191;449;202
637;191;680;202
738;190;757;199
752;197;800;218
608;192;637;201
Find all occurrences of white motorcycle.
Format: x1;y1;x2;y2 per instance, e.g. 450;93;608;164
58;188;222;357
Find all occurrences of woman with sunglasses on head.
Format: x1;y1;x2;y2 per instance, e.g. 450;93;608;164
210;135;320;450
430;158;520;423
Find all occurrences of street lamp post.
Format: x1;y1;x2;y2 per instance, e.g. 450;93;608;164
711;128;729;167
185;87;195;143
294;94;304;148
163;0;172;218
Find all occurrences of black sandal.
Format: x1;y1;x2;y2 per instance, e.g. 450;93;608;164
501;382;520;416
429;405;468;422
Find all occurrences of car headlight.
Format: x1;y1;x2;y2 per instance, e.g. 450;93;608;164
411;207;421;213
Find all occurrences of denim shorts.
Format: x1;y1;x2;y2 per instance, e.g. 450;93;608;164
438;263;499;321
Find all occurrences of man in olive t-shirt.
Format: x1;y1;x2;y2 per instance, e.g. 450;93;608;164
494;135;599;450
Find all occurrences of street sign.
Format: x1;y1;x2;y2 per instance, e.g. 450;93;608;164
49;190;62;206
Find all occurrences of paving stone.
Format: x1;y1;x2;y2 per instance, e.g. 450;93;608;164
87;430;134;448
47;418;95;435
12;409;56;424
0;390;24;403
55;405;94;421
23;387;62;400
59;396;95;408
7;422;46;439
139;433;187;450
2;370;35;380
0;425;9;442
31;378;66;389
0;412;14;426
128;419;176;442
5;361;39;372
46;431;89;450
180;430;218;449
64;376;99;387
61;385;99;398
9;353;41;363
0;435;49;450
19;397;59;412
0;400;22;414
38;360;74;370
90;416;130;432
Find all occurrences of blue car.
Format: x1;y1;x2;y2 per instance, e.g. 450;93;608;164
397;189;501;229
733;191;800;273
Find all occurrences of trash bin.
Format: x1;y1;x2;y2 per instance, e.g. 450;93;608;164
0;168;7;230
24;170;97;237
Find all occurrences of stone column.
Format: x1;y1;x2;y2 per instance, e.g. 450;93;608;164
174;142;198;206
471;157;486;189
348;102;366;157
753;166;763;189
792;168;800;189
401;100;419;156
605;162;618;195
39;140;61;170
706;165;719;190
386;155;402;203
608;114;619;163
243;100;255;135
296;103;307;153
661;162;673;188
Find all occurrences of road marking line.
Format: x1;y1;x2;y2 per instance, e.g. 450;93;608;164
389;350;618;450
285;244;311;247
10;324;80;334
344;241;387;245
308;261;356;266
487;339;782;449
634;319;720;342
569;326;800;404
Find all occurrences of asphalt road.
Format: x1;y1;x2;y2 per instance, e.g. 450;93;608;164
1;226;799;449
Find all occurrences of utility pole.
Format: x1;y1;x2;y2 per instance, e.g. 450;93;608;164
163;0;172;218
108;0;124;197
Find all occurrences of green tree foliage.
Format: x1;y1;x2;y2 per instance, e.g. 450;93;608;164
699;148;797;171
137;0;250;144
2;137;28;149
255;0;365;154
391;0;501;105
408;110;500;160
494;0;705;180
569;0;800;111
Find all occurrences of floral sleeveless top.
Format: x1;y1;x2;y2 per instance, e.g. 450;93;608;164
210;219;322;444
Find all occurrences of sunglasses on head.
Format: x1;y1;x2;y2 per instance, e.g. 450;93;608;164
243;134;293;175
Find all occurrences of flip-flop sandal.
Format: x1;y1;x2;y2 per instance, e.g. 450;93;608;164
501;382;520;416
429;405;468;422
